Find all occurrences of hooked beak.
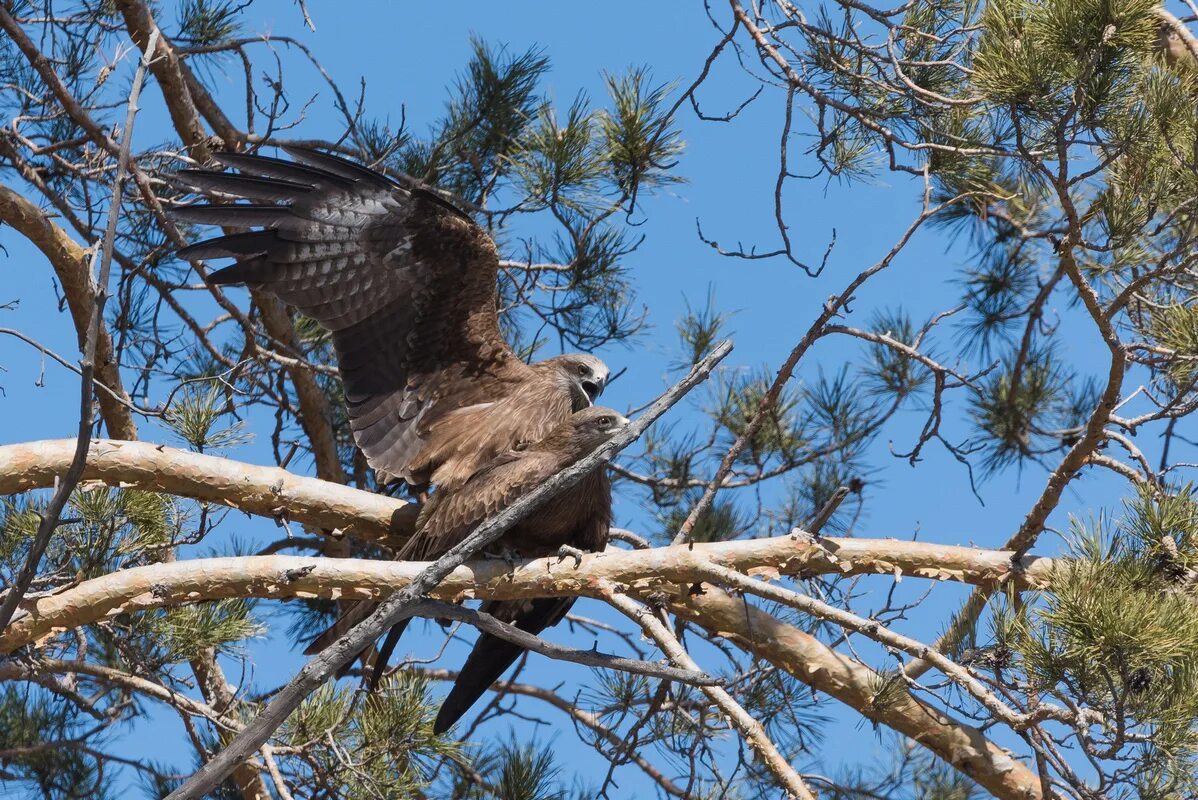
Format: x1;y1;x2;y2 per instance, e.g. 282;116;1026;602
581;378;604;403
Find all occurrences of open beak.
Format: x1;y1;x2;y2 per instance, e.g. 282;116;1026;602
582;379;604;403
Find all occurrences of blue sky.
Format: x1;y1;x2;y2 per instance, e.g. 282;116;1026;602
0;1;1137;796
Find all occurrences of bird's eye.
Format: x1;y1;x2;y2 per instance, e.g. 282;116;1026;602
597;416;612;426
577;364;589;375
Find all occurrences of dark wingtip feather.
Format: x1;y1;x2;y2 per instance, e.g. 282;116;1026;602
211;150;357;190
284;145;473;222
281;145;396;189
205;259;270;286
176;230;277;263
169;203;298;228
174;169;315;202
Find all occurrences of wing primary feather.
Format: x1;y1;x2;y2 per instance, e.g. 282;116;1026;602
212;151;357;189
279;146;471;224
204;258;280;286
169;204;300;228
281;145;397;189
176;230;278;262
174;169;315;202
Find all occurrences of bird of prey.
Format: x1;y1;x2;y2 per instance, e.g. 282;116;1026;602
172;146;610;492
305;403;626;695
405;405;626;734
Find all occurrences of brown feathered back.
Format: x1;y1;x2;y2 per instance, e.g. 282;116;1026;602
406;405;625;560
409;406;626;733
303;407;623;685
173;147;609;487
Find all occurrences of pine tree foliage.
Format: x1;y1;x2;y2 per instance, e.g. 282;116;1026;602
4;0;1198;797
988;486;1198;792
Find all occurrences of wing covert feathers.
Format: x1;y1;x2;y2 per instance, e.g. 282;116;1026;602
173;146;530;483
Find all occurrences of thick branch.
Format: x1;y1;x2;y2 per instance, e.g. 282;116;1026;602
0;439;416;545
1152;5;1198;71
668;586;1043;800
0;542;1054;655
114;0;211;159
0;185;136;440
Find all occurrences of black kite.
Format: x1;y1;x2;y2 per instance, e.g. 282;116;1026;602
172;147;609;491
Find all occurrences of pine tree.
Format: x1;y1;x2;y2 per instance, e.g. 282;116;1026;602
2;1;1198;798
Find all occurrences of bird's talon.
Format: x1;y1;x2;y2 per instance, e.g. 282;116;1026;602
556;545;585;568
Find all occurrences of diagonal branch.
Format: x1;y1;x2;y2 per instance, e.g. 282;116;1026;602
603;585;816;800
668;585;1044;800
163;340;734;800
418;668;691;798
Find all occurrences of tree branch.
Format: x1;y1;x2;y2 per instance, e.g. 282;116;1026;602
418;668;691;798
0;541;1054;654
163;340;734;800
668;585;1044;800
0;29;157;635
603;586;816;800
0;184;137;440
391;600;721;686
0;439;416;546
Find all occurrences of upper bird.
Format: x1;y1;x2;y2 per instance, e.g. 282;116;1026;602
172;146;609;490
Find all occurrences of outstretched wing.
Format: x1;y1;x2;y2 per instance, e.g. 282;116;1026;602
172;146;531;483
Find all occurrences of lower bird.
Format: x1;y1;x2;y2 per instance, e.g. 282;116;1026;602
312;406;626;733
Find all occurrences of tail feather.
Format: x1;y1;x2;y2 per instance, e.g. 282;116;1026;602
433;598;575;735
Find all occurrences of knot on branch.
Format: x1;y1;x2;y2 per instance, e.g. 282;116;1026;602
277;565;316;584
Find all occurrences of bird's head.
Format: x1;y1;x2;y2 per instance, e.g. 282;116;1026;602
549;354;610;405
568;406;631;449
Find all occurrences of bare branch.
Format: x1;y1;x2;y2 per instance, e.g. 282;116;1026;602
163;340;734;799
0;439;416;546
0;541;1055;654
0;29;157;632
